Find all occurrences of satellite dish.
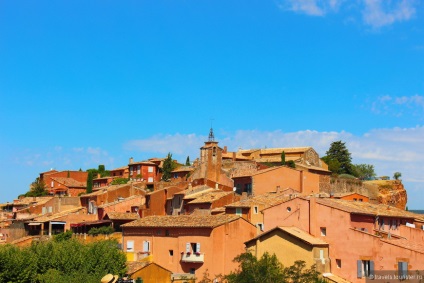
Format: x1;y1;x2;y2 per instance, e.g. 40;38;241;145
233;187;237;192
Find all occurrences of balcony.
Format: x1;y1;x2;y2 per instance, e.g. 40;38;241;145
181;252;204;263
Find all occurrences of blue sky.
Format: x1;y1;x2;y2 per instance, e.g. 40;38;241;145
0;0;423;208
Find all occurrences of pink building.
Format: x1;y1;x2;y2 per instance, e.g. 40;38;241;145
121;214;256;280
262;197;424;282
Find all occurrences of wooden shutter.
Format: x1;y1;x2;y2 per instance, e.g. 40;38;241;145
143;241;150;252
196;243;201;253
370;261;375;278
186;243;191;253
357;260;363;278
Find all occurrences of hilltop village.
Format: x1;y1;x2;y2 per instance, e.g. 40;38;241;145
1;130;423;283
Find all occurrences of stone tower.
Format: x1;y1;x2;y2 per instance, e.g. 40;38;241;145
199;128;223;182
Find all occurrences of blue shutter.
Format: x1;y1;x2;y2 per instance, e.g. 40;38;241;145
357;260;363;278
370;261;375;278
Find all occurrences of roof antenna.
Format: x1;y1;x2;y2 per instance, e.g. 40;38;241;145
208;118;215;142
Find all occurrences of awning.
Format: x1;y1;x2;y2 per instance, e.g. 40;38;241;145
50;221;66;225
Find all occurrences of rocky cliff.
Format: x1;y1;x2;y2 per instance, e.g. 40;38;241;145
363;180;407;210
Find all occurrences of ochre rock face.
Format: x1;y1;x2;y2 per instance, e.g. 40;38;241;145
364;180;407;210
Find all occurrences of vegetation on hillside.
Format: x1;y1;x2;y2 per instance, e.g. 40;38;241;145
322;140;380;180
25;178;49;197
0;238;126;283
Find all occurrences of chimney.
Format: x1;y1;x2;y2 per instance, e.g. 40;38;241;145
97;173;101;178
232;152;236;161
188;183;192;190
129;157;134;164
223;146;228;153
276;186;281;193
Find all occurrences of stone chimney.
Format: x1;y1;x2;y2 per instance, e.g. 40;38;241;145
276;186;281;193
129;157;134;164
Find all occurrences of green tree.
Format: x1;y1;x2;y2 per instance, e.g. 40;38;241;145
225;252;326;283
67;170;70;178
86;171;94;194
281;151;286;166
323;141;354;175
393;172;402;180
26;177;49;197
162;153;175;181
0;239;126;283
286;160;296;169
185;156;191;166
111;177;129;185
352;164;376;180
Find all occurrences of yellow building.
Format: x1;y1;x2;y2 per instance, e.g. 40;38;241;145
245;226;330;273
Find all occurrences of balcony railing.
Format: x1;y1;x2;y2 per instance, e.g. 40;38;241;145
181;252;204;263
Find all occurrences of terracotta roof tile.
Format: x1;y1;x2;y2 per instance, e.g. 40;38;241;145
246;226;328;246
122;214;241;228
226;193;291;209
31;207;86;223
188;191;233;204
172;166;195;173
381;238;424;254
105;212;139;220
51;177;86;188
315;198;417;219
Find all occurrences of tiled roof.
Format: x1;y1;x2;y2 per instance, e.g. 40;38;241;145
31;207;86;223
381;238;424;254
252;166;294;176
11;197;53;207
130;160;157;166
178;185;214;199
51;177;86;188
295;163;331;173
122;214;241;228
315;198;418;219
332;192;368;198
172;166;195;173
278;226;328;245
246;226;328;246
105;212;139;220
81;183;144;197
110;166;128;171
126;261;150;274
226;193;291;209
97;195;143;208
255;156;301;164
188;191;232;204
238;147;311;155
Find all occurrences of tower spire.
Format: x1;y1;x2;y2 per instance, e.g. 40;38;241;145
208;127;215;142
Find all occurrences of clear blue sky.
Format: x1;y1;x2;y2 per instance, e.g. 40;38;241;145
1;1;423;208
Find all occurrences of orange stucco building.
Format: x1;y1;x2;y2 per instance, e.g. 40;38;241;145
121;214;256;280
262;197;424;282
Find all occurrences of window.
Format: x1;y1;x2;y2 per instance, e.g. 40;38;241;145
257;223;264;231
378;217;384;230
186;242;201;254
190;268;196;274
236;208;242;216
253;206;258;214
287;207;292;212
51;181;54;188
359;198;363;202
398;261;408;279
353;198;357;201
127;240;134;252
142;240;150;253
137;165;140;174
169;250;174;256
148;177;153;183
165;230;170;236
320;227;327;236
336;259;341;268
391;219;399;230
357;260;374;278
148;166;154;173
129;166;133;175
